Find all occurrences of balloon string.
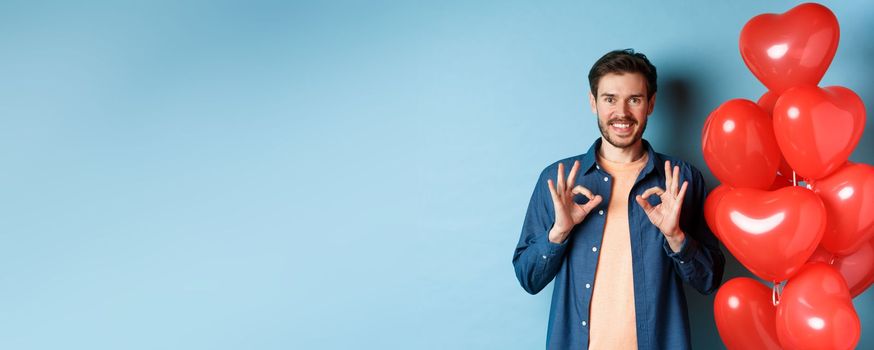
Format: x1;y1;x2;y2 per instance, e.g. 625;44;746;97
772;281;782;306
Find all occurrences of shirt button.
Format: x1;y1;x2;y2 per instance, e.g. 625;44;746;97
542;255;547;259
598;210;604;215
592;246;598;252
680;260;685;264
582;321;587;327
603;176;609;182
586;283;591;289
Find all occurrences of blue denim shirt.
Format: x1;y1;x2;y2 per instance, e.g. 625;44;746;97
512;138;725;349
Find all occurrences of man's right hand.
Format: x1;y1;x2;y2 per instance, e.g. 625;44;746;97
547;160;603;244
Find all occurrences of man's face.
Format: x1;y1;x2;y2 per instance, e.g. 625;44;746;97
589;72;655;149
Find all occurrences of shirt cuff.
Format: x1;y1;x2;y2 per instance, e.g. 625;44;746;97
542;236;570;257
663;235;699;265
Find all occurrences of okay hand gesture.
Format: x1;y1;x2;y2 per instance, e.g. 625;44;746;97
635;160;688;251
547;160;602;244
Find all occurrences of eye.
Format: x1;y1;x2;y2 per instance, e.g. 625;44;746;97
605;97;615;104
630;97;641;105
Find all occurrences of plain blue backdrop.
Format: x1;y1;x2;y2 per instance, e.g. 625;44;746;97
1;1;873;349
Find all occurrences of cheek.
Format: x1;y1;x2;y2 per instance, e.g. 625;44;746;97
633;105;650;117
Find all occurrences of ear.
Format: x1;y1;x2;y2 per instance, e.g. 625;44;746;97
589;91;597;115
647;93;657;115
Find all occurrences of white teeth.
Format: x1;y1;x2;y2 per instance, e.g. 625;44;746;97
613;123;630;129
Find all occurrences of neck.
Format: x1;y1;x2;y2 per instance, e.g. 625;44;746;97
598;138;645;163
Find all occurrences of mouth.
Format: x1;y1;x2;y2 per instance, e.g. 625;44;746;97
609;119;636;135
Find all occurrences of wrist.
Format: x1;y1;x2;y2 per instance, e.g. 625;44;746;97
666;230;686;252
548;227;570;244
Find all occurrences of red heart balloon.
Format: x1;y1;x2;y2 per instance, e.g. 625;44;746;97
714;277;782;350
809;239;874;297
776;263;860;350
714;186;825;281
811;162;874;255
702;99;781;189
740;3;839;93
704;184;731;239
773;86;866;180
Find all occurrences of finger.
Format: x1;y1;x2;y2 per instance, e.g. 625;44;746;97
676;181;689;208
640;186;665;199
664;160;673;192
572;185;595;199
580;195;603;213
567;160;580;190
635;194;654;213
547;179;560;203
672;165;680;194
557;162;565;193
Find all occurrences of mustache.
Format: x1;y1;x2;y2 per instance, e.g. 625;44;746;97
607;118;637;125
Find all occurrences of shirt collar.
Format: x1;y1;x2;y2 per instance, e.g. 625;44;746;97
583;138;659;176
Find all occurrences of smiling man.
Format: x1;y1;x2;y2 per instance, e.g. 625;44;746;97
512;49;725;349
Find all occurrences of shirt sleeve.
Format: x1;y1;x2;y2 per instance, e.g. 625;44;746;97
662;166;726;295
512;166;571;295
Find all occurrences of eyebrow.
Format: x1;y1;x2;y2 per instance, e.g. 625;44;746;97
598;93;646;98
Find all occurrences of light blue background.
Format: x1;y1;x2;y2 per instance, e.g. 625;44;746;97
1;1;872;349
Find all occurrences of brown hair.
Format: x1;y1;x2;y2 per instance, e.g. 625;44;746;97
588;49;657;98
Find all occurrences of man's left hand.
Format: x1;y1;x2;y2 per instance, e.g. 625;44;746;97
635;160;688;252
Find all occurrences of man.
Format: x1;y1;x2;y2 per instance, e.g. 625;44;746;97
512;49;724;349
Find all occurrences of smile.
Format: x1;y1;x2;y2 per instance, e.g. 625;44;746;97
612;123;631;129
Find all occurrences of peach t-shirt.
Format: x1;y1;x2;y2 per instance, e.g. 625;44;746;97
588;152;648;350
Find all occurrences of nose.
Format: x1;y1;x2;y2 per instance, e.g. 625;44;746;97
616;102;630;117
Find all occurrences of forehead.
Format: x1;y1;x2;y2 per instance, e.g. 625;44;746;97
596;72;648;96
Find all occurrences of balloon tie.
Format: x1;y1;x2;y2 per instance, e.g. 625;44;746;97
772;281;783;306
792;171;797;187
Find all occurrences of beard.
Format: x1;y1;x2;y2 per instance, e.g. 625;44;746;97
597;116;647;148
